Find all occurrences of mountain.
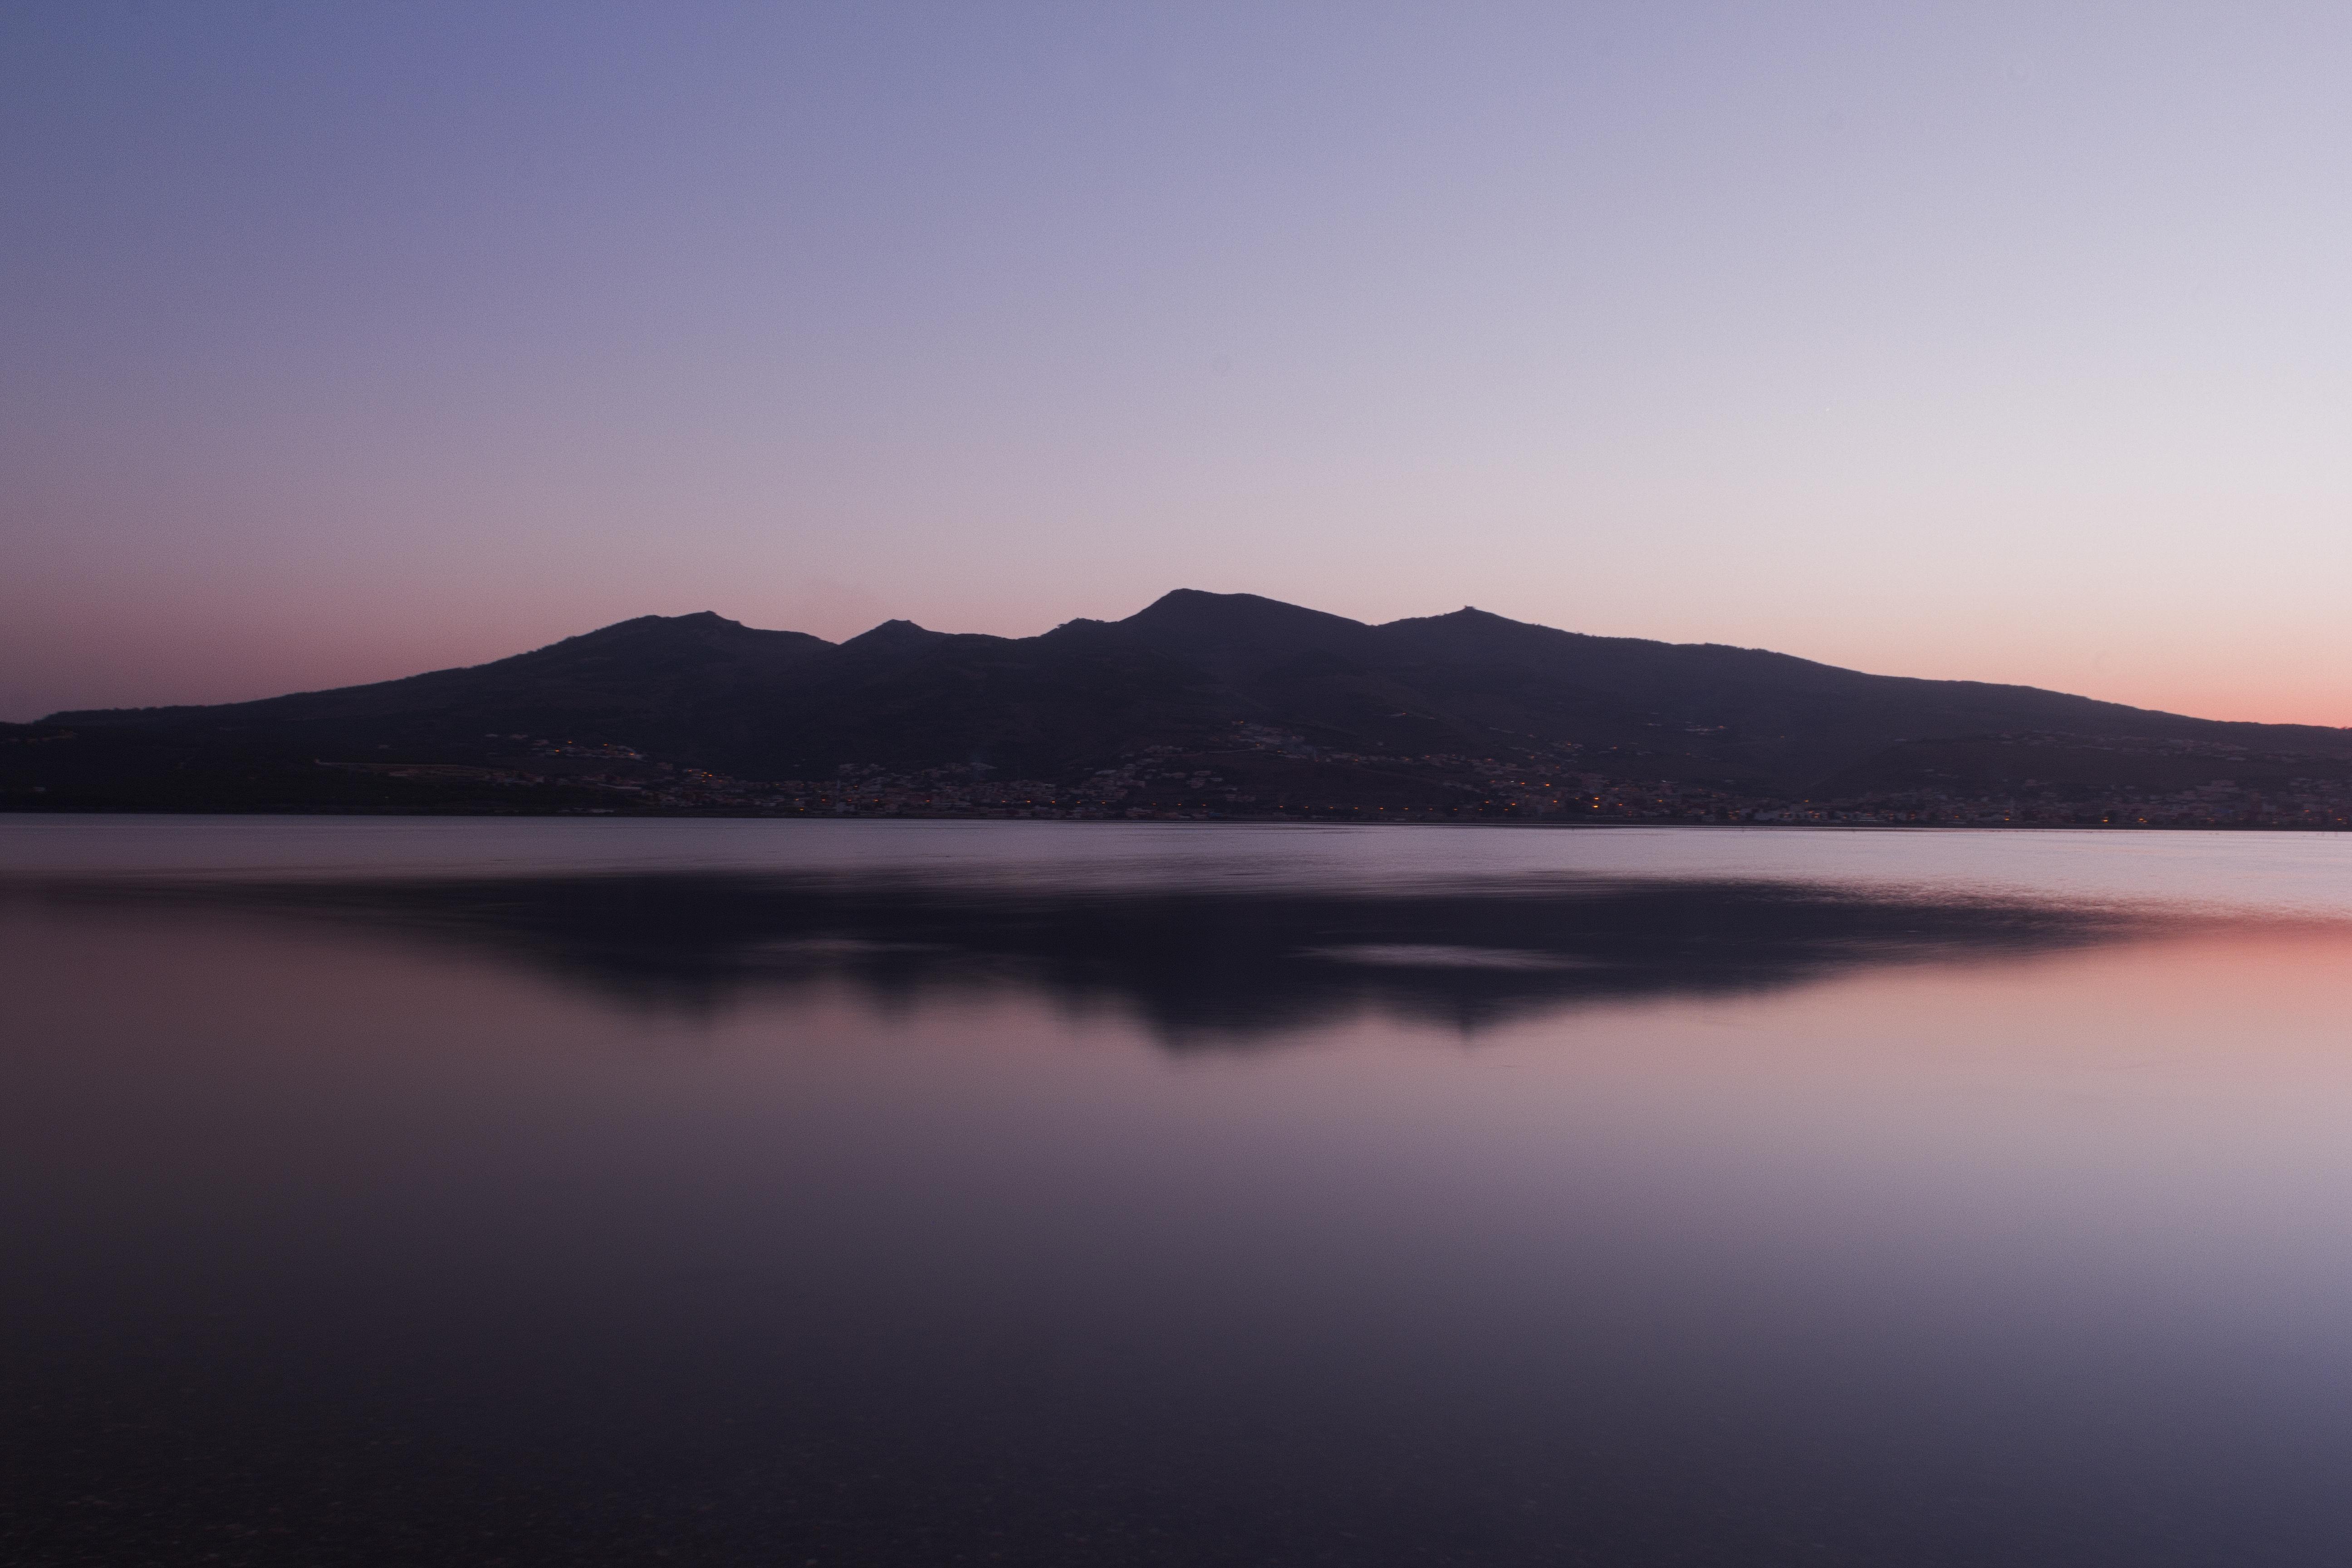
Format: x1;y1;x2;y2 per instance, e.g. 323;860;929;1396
9;590;2350;819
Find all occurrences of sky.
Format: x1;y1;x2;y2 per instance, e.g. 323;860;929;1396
5;1;2348;725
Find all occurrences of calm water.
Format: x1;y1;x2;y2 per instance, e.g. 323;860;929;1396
6;818;2352;1566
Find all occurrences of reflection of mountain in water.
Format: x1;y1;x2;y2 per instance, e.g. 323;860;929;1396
57;872;2144;1042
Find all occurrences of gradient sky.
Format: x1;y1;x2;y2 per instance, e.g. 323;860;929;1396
5;2;2348;724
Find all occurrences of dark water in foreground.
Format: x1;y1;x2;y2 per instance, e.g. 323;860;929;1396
7;819;2352;1567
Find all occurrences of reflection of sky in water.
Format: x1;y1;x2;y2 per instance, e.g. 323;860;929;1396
7;821;2352;1565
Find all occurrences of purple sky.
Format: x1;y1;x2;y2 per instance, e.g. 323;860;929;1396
6;2;2348;724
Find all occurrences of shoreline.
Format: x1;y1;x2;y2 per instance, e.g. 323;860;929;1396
2;807;2344;833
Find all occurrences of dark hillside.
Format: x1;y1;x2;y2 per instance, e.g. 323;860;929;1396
14;589;2349;816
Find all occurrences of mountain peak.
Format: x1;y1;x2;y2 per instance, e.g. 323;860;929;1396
560;610;745;646
620;611;740;628
840;618;946;652
1132;588;1315;613
1123;588;1367;632
1112;589;1375;673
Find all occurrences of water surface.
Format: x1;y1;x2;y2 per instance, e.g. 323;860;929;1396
6;818;2352;1565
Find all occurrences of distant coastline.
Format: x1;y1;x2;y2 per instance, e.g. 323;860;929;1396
9;591;2350;829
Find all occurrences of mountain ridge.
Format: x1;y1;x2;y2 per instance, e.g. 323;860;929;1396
14;589;2351;822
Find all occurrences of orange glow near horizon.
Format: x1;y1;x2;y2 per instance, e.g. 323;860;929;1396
6;7;2348;725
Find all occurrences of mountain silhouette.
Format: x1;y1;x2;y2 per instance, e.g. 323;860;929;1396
11;589;2350;813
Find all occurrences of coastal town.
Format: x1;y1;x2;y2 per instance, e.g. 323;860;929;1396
323;724;2352;829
